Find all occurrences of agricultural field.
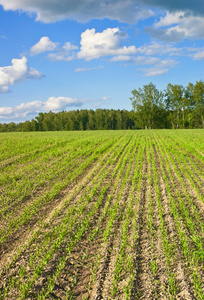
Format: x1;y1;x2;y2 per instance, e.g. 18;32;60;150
0;129;203;300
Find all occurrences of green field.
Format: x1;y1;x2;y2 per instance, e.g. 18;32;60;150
0;130;204;299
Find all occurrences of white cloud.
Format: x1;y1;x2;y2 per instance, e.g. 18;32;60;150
26;31;184;74
47;53;76;61
111;42;183;62
192;51;204;60
0;56;43;93
154;11;185;28
0;106;13;116
78;28;137;61
30;37;78;60
30;36;57;55
44;28;137;61
16;101;43;113
111;55;133;62
165;16;204;40
147;11;204;41
0;95;112;120
142;67;169;76
109;40;180;75
0;0;154;24
111;55;159;65
0;101;43;119
75;66;104;72
1;0;203;25
46;42;78;61
0;97;85;120
63;42;78;52
140;59;178;76
43;97;83;111
137;42;183;56
111;52;178;75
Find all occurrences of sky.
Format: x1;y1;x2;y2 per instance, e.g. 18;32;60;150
0;0;204;123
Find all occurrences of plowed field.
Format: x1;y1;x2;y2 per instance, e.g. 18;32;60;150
0;130;203;299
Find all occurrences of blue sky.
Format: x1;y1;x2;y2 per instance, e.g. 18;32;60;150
0;0;204;123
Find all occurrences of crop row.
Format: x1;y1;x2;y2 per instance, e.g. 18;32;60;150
0;129;203;299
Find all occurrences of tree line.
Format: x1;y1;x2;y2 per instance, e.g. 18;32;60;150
0;80;203;132
0;109;136;132
130;80;204;129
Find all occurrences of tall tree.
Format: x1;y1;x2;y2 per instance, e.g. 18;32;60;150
182;83;195;128
193;80;204;128
87;110;95;130
165;84;184;129
35;112;45;131
130;82;163;129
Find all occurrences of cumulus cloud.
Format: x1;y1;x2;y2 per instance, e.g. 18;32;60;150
78;28;137;60
27;30;199;70
43;97;83;111
63;42;78;52
0;0;154;23
154;11;185;28
30;37;78;60
78;39;183;64
30;36;57;55
0;56;43;93
146;11;204;41
0;95;112;120
0;97;85;120
46;42;78;61
43;28;137;61
0;101;42;119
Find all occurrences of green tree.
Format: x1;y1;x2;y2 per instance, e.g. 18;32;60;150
193;80;204;128
94;109;106;130
42;112;56;131
7;122;17;132
182;83;195;128
165;84;184;129
87;110;95;130
130;82;163;129
79;110;89;130
35;112;45;131
21;120;33;132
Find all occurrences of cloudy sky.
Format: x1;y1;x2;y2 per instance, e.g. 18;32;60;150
0;0;204;122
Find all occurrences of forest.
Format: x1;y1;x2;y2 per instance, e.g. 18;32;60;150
0;80;204;132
